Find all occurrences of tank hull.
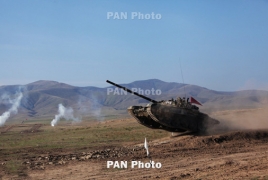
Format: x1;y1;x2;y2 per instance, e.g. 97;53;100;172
128;103;219;132
128;106;186;132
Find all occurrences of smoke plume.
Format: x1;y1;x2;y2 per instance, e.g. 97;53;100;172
51;104;80;126
89;95;103;120
0;92;23;126
77;94;104;121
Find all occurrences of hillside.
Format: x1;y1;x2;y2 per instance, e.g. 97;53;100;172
0;79;268;121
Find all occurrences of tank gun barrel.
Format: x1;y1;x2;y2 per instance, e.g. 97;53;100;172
106;80;158;103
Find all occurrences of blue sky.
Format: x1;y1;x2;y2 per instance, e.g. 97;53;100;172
1;0;268;91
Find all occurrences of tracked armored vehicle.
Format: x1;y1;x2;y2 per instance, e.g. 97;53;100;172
106;80;219;132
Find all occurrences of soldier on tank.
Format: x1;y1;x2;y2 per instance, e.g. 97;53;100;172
182;97;186;107
177;97;182;107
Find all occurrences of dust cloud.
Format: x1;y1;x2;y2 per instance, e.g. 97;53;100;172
210;107;268;132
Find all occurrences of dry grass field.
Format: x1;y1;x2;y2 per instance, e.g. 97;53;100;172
1;108;268;179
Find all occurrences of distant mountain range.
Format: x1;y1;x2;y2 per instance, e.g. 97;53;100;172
0;79;268;121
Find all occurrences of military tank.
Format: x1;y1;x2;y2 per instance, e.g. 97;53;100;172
106;80;219;132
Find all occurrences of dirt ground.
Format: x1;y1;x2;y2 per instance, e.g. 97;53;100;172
2;108;268;180
2;130;267;180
